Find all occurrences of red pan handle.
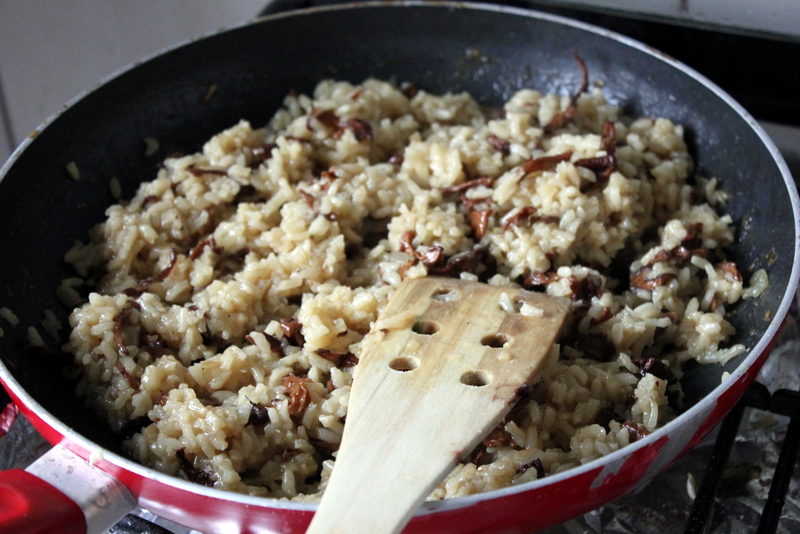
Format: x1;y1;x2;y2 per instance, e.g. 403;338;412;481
0;444;135;534
0;469;87;534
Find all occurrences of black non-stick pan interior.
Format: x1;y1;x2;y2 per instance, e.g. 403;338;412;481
0;3;794;455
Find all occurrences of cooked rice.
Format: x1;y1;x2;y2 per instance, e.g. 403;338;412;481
63;78;765;500
109;177;122;200
56;277;85;308
65;161;80;181
0;306;19;326
143;137;160;158
27;326;45;348
42;309;62;344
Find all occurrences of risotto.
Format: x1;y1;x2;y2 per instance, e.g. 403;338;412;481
63;74;766;500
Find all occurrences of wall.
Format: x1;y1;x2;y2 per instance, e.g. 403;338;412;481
0;0;267;164
1;1;798;172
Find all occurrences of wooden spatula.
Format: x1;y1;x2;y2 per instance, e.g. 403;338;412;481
305;276;570;534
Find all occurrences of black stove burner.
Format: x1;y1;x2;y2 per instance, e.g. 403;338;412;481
686;382;800;534
109;515;174;534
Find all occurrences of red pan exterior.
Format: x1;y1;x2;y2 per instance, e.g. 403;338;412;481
0;3;798;533
1;323;783;533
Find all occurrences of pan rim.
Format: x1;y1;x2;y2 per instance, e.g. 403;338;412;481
1;0;798;520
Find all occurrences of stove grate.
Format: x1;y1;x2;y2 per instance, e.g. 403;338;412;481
685;382;800;534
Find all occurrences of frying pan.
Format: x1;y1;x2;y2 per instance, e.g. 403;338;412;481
0;2;798;533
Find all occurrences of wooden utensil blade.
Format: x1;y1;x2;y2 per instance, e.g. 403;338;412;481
306;277;569;534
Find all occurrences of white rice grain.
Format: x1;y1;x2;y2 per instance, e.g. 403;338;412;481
65;161;80;180
0;307;18;326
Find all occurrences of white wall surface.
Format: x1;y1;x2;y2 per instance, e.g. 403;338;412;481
0;0;268;165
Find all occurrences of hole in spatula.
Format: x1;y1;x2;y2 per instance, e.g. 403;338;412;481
389;357;419;372
460;370;489;387
412;321;439;335
432;288;460;301
481;333;509;348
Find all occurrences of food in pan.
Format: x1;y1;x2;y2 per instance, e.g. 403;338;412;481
62;69;766;500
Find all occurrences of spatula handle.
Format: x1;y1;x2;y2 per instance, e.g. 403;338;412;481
304;374;506;534
304;415;446;534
